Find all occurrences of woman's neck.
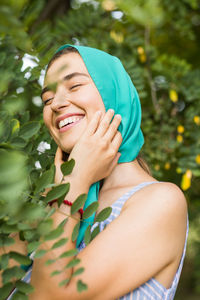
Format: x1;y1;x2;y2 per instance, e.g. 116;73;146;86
101;159;155;193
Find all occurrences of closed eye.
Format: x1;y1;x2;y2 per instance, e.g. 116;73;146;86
70;84;82;90
43;98;53;105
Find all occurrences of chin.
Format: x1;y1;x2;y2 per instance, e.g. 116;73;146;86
58;138;78;154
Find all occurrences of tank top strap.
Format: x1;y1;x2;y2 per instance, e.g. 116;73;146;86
111;181;161;211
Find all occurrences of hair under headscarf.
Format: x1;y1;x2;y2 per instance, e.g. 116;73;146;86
54;44;144;248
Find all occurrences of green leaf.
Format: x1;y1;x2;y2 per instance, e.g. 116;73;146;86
9;252;32;266
59;249;78;258
82;201;99;219
0;282;14;300
10;119;20;135
51;270;62;277
12;291;28;300
19;121;41;139
44;225;64;241
95;207;112;222
0;235;15;247
84;225;91;245
27;241;41;253
45;207;56;218
37;219;53;235
34;249;48;259
57;194;66;207
61;159;75;176
71;194;87;215
2;266;26;285
72;267;85;277
51;237;68;249
0;253;9;270
16;280;34;294
45;259;56;266
59;278;70;287
11;137;27;148
0;223;18;234
91;225;100;241
34;167;55;194
71;222;80;242
66;258;80;269
77;279;88;293
45;183;70;203
18;223;31;231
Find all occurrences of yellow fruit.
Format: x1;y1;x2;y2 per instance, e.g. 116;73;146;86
176;167;182;174
169;89;178;103
137;47;145;55
194;116;200;125
195;154;200;164
110;30;124;44
177;135;183;143
164;162;171;170
139;53;147;63
154;164;160;171
177;125;184;133
102;0;116;11
181;169;192;191
137;47;146;63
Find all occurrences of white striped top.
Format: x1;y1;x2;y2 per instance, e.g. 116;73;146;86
78;181;189;300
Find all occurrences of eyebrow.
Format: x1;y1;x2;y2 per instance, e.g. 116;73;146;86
40;72;89;99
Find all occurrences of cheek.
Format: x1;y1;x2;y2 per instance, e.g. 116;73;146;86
77;89;105;114
43;108;50;126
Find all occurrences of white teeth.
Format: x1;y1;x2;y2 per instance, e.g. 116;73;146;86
58;116;83;129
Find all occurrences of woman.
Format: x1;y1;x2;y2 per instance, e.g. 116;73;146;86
29;45;188;300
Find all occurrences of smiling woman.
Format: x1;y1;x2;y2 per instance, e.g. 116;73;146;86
24;45;188;300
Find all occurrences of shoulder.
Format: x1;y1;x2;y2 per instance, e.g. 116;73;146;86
123;181;188;255
124;181;187;219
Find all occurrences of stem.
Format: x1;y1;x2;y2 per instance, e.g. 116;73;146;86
145;26;161;115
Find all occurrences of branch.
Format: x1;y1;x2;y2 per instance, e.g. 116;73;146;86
145;26;161;115
29;0;71;34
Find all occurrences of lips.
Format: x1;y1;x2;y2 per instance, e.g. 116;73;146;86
55;113;85;129
59;117;85;133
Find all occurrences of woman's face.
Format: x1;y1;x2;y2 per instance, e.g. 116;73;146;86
42;52;105;153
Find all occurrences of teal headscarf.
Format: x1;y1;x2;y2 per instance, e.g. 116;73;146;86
55;44;144;248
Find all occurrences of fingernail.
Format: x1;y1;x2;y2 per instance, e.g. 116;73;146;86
115;114;122;119
109;109;114;114
96;110;102;115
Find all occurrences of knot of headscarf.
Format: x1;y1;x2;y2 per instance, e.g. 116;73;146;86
55;44;144;248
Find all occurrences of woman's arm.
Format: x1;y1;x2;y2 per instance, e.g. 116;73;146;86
31;181;187;300
30;173;90;299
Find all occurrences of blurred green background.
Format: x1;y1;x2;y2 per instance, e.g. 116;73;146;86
0;0;200;299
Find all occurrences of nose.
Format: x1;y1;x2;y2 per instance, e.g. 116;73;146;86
50;85;71;112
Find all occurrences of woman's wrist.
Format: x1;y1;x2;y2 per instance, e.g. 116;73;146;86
62;172;91;194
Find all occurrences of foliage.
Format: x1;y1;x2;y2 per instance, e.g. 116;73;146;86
0;0;200;298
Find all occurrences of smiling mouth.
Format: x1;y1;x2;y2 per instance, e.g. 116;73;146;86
59;116;85;132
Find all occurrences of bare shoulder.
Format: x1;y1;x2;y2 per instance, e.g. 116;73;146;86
123;181;188;247
149;181;187;214
125;181;187;217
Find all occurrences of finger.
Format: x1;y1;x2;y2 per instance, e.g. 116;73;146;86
95;109;115;137
111;131;123;151
104;114;122;141
85;110;102;136
108;152;121;173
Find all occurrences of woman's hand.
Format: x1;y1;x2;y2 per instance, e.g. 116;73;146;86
67;109;122;187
